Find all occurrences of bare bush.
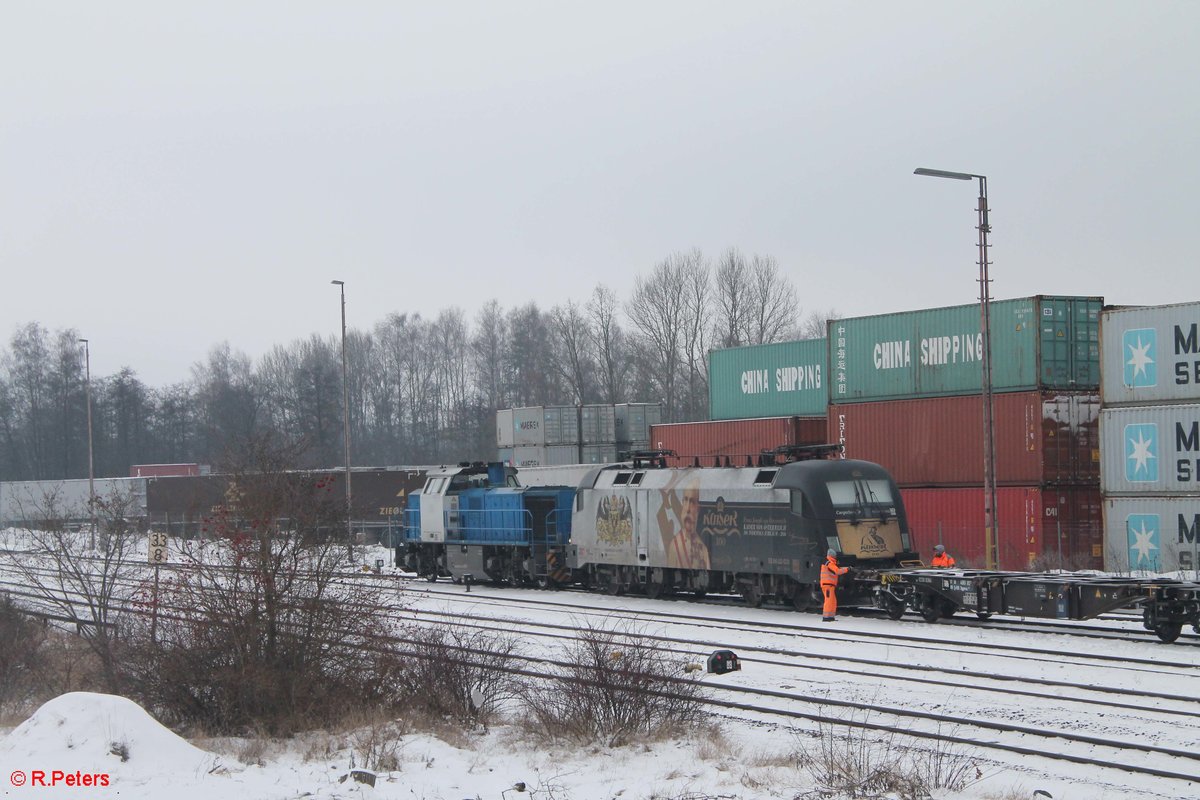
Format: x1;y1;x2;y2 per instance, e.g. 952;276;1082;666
0;596;49;717
389;622;524;728
793;710;982;800
523;621;706;746
1;485;143;691
118;436;410;735
1028;550;1097;573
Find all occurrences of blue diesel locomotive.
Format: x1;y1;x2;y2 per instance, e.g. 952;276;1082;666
401;447;919;609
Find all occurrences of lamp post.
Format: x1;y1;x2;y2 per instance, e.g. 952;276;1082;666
331;280;353;558
914;167;998;570
78;338;96;550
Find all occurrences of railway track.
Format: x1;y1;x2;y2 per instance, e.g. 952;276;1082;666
3;552;1198;796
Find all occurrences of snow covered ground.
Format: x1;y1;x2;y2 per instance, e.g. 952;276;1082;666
1;537;1197;799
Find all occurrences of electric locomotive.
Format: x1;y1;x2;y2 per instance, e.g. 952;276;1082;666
401;445;919;609
569;446;918;608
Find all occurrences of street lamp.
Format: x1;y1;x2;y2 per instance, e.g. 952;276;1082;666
331;280;353;558
78;338;96;550
914;167;999;570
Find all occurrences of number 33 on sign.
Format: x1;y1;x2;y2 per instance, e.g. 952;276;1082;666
148;531;169;563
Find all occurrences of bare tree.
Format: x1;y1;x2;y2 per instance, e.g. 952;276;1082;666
625;250;709;422
800;308;840;340
745;254;799;345
713;248;752;349
586;284;629;405
548;300;595;405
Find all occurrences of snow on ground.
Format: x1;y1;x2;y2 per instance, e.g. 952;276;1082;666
2;533;1198;798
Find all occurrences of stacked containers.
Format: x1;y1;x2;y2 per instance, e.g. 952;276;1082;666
580;404;617;464
614;402;662;453
827;296;1103;569
648;417;827;468
1100;302;1200;574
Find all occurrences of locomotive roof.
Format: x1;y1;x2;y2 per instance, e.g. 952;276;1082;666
581;458;893;491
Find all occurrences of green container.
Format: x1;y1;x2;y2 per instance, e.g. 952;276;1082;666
828;295;1101;403
709;339;828;419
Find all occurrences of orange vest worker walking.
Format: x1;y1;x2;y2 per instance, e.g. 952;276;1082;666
931;544;955;568
820;549;849;622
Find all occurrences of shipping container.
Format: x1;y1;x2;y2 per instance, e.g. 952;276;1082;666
1100;404;1200;494
1101;301;1200;407
144;468;427;538
2;477;148;526
828;295;1102;403
709;339;828;419
510;445;580;467
497;447;514;464
130;464;201;478
496;409;514;448
648;416;826;468
614;402;663;443
580;444;619;464
580;404;616;444
512;406;546;446
830;391;1099;486
1102;495;1200;574
516;464;596;488
901;485;1103;570
543;405;581;445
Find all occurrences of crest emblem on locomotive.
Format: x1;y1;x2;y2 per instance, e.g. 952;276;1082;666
860;526;888;554
596;494;633;545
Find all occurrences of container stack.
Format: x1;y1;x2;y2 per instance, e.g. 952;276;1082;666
579;404;618;464
614;402;662;454
649;416;827;468
1100;302;1200;575
495;403;662;466
827;296;1103;569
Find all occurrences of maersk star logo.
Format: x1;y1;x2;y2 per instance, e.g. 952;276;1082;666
1126;514;1160;570
1122;328;1156;388
1124;423;1158;483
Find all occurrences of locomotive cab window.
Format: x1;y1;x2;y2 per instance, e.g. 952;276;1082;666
790;490;815;518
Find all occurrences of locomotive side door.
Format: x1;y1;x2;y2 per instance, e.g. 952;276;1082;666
635;489;650;564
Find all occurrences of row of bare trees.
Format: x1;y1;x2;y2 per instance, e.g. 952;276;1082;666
1;249;832;479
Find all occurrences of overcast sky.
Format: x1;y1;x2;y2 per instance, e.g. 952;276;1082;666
2;2;1196;386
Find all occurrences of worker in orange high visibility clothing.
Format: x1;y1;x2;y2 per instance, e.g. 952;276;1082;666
820;549;850;621
931;544;956;568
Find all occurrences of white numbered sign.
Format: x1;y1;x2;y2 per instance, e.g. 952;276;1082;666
148;532;169;563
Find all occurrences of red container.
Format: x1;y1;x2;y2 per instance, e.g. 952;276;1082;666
829;391;1098;487
130;463;202;478
901;485;1102;570
649;417;827;468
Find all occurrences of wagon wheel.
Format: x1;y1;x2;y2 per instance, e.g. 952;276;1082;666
975;611;992;620
791;584;818;612
1154;621;1183;643
740;583;764;609
939;600;957;618
885;598;906;620
920;600;941;624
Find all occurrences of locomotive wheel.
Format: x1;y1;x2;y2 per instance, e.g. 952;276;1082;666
1154;621;1183;643
535;575;550;590
605;571;625;596
426;573;438;583
975;611;992;620
885;599;905;620
920;602;941;623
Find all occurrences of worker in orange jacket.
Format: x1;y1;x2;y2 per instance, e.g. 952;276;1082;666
820;548;850;621
931;544;955;568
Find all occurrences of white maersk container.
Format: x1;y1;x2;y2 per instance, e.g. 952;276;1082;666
512;406;546;447
1099;404;1200;495
543;406;581;446
1;477;148;526
1101;302;1200;407
1103;496;1200;574
496;409;514;448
